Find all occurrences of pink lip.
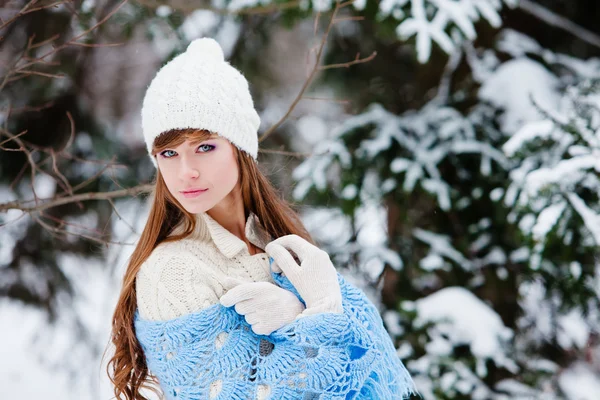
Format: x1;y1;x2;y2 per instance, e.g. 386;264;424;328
181;188;208;198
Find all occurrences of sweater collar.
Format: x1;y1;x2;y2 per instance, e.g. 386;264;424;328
169;211;272;259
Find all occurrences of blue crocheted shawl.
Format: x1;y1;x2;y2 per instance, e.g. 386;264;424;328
134;266;417;399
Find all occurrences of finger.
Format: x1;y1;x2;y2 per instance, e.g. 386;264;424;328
222;276;244;291
252;323;273;336
244;312;260;325
268;235;317;263
219;283;261;307
264;242;300;277
234;301;255;316
251;323;271;336
269;257;282;274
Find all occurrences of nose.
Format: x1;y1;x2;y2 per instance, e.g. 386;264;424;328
180;156;199;179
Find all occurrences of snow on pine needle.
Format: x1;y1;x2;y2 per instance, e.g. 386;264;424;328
228;0;517;64
292;101;509;212
503;78;600;266
380;0;518;63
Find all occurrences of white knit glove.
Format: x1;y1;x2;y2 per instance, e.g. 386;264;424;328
219;277;305;335
265;234;343;319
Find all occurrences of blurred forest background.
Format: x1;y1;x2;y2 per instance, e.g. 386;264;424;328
1;0;599;398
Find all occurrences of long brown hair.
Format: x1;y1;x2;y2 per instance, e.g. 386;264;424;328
104;128;315;399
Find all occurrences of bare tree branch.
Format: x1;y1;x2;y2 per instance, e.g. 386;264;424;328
107;198;138;235
0;0;149;246
0;100;56;116
0;0;374;246
33;212;136;246
0;0;64;32
259;148;333;158
135;0;303;16
302;96;351;104
0;184;154;213
0;0;128;92
259;0;376;144
317;50;377;71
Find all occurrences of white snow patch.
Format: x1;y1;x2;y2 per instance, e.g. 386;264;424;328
479;59;560;134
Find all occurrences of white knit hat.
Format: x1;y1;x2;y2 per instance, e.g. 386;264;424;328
141;38;261;167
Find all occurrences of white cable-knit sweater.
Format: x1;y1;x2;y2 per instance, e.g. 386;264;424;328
136;212;277;321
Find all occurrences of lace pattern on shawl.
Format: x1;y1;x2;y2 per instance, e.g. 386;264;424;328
134;272;417;399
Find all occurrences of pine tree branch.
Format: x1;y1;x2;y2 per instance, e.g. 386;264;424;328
518;0;600;50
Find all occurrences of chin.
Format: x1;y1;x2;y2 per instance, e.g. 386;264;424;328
182;203;210;214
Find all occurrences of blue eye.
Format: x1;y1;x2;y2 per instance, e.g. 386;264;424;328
160;149;177;158
159;144;214;159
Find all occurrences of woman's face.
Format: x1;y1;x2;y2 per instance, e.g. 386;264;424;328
156;135;239;214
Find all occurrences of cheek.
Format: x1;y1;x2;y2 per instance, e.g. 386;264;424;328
209;151;239;188
158;165;178;191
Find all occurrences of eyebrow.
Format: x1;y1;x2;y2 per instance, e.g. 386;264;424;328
197;135;219;141
186;137;218;147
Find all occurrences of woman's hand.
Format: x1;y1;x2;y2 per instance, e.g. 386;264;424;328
265;234;343;318
219;278;305;335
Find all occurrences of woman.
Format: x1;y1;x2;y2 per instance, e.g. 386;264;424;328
106;37;416;399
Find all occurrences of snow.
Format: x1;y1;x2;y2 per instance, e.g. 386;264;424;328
470;233;491;252
296;115;328;145
496;29;543;58
0;304;81;399
298;179;404;282
382;309;405;337
155;5;172;17
489;187;504;201
180;11;240;59
293;100;509;216
531;201;566;242
381;178;397;193
509;247;530;263
525;156;598;196
420;253;446;271
569;261;582;280
355;200;403;277
0;207;29;266
301;207;353;246
502;120;556;157
0;197;150;399
552;54;600;80
498;57;600;261
493;379;544;399
180;10;221;41
567;193;600;245
414;228;472;270
340;184;358;200
31;173;57;199
479;58;561;134
421;178;451;210
558;362;600;400
0;265;119;399
81;0;95;13
312;0;333;12
414;287;515;372
557;309;590;349
480;247;506;266
74;132;93;152
394;0;515;63
518;279;593;351
227;0;263;12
